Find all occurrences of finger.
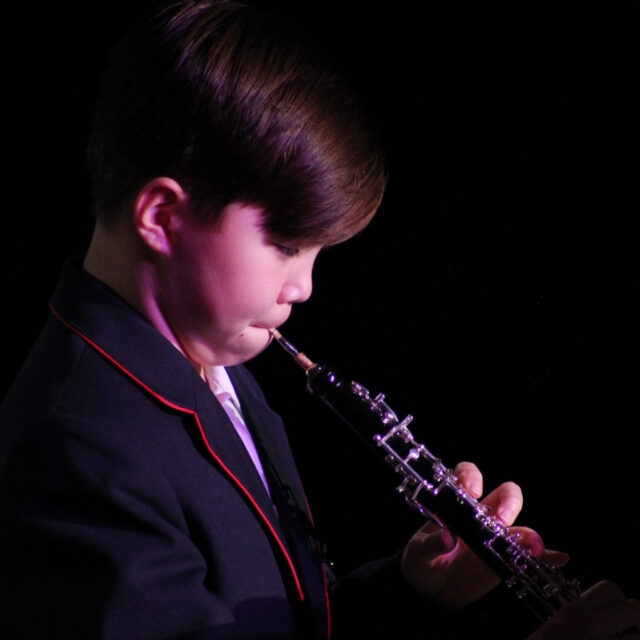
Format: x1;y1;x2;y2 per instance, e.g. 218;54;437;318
541;549;570;567
413;518;443;537
510;526;546;556
481;481;523;526
410;526;458;561
588;596;640;637
582;579;627;608
453;461;483;498
609;598;640;634
509;526;570;565
561;581;640;637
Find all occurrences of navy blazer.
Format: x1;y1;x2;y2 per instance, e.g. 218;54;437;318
0;260;331;639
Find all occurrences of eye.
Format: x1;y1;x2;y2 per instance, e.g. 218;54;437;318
274;244;301;258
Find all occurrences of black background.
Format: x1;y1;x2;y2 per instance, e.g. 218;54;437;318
4;0;638;615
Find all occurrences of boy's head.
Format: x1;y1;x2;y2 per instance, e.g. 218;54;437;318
87;0;386;246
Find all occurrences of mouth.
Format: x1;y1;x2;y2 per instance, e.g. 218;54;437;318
246;325;281;346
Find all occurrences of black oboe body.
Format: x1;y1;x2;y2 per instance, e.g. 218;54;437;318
270;330;581;623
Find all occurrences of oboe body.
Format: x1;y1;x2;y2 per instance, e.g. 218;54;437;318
270;330;581;623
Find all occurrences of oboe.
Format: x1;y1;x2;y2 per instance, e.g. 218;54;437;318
269;329;581;623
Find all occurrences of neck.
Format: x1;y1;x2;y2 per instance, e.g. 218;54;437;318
84;222;140;307
83;222;196;369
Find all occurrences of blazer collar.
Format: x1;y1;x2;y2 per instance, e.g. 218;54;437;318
50;259;200;411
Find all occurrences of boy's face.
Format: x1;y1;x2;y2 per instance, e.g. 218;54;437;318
159;202;321;367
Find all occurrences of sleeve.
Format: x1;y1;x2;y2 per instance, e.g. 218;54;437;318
329;552;540;639
329;551;446;638
0;414;272;640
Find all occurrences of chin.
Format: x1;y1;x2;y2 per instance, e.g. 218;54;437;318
223;327;272;365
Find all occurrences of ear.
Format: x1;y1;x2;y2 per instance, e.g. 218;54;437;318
134;177;189;255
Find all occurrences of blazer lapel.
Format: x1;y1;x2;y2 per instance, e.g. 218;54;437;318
229;366;331;639
191;376;283;528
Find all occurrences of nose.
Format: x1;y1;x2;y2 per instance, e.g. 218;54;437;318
278;249;318;304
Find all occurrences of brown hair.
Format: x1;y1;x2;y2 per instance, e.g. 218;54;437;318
87;0;386;245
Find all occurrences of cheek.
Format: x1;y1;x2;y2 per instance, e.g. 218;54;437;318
229;277;276;315
208;273;276;325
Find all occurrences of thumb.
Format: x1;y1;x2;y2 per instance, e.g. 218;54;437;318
409;525;458;562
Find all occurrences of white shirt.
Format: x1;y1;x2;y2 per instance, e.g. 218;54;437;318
203;365;271;495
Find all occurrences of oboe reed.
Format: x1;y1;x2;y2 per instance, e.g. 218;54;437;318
269;329;316;372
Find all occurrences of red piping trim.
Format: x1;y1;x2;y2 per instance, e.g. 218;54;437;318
321;563;332;639
305;497;331;639
190;412;304;601
50;304;189;413
49;302;305;602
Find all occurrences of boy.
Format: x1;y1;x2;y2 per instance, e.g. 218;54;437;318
1;1;636;638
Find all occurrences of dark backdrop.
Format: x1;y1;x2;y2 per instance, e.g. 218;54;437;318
4;1;638;618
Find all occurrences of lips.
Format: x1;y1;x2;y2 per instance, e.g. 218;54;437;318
252;323;284;333
252;310;292;331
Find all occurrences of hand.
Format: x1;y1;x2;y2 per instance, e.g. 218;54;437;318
400;461;568;610
526;580;640;639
